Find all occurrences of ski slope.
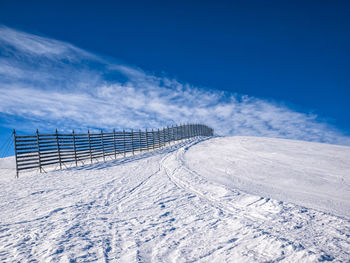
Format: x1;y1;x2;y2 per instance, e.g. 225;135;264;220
0;137;349;262
185;136;350;218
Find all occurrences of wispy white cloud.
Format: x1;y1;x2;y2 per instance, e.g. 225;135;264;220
0;25;349;145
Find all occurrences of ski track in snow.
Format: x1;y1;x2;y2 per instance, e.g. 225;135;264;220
0;137;349;262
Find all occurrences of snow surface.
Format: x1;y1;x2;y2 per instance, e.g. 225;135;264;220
185;136;350;218
0;137;349;262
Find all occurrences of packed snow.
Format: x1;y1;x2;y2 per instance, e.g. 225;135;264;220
0;137;349;262
185;136;350;218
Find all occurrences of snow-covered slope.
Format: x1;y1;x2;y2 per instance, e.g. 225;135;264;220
0;137;349;262
185;136;350;218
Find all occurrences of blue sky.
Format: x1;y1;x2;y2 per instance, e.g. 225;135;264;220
0;1;350;156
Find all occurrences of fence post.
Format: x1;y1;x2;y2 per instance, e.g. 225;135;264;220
56;129;62;170
167;126;170;145
170;125;173;144
163;128;166;146
101;130;105;162
139;129;142;153
180;124;183;140
152;129;155;150
183;124;186;140
13;129;19;178
131;129;134;155
72;130;78;166
181;124;184;140
123;129;126;157
36;129;42;173
162;127;166;147
160;128;163;148
155;129;158;149
180;124;182;140
173;125;175;142
145;129;149;151
113;129;117;159
176;125;178;141
175;124;179;141
158;128;161;148
181;124;183;140
184;124;186;140
157;129;161;149
88;130;93;164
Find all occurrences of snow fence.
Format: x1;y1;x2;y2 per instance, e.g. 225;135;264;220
13;124;214;177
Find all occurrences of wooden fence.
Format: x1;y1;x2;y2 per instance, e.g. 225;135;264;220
13;124;214;177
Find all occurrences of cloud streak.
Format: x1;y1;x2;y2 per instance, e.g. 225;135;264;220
1;25;349;145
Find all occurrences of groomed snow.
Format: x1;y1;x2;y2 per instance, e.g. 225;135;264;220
185;136;350;218
0;137;349;262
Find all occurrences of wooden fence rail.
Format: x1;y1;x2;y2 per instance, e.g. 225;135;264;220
13;124;214;177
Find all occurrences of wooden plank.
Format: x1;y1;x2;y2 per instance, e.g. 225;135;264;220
15;142;38;146
17;161;40;167
15;135;37;139
17;165;41;171
16;153;39;159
